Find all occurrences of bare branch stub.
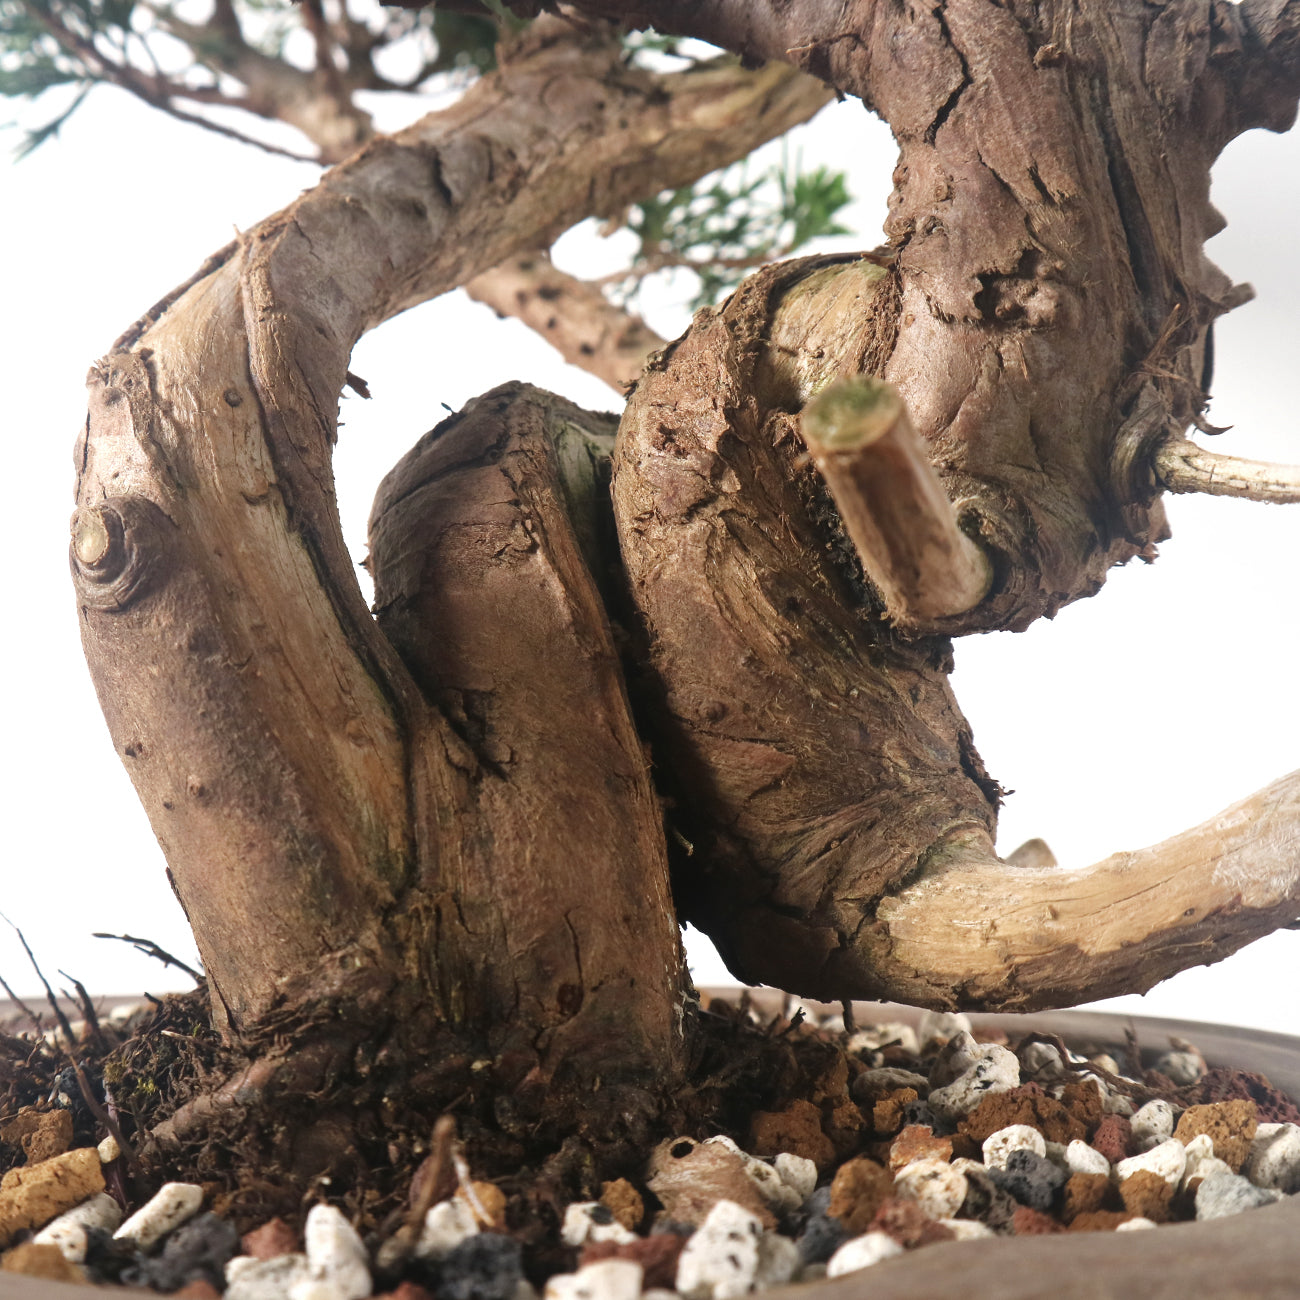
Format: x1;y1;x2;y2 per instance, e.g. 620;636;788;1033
801;377;991;628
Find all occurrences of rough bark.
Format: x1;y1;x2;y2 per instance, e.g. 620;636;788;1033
72;0;1300;1091
465;252;667;393
70;18;827;1082
607;0;1300;1002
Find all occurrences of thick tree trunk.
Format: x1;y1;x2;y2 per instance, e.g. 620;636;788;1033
72;0;1300;1123
70;19;828;1090
601;0;1300;1004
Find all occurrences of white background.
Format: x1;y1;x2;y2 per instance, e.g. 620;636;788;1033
1;68;1297;1032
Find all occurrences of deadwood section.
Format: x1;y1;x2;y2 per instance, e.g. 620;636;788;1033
70;19;827;1065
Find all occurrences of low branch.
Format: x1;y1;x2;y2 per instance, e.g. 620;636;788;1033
855;770;1300;1011
801;378;992;626
465;252;666;392
1153;435;1300;504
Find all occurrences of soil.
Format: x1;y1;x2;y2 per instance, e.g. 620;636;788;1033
2;988;1300;1297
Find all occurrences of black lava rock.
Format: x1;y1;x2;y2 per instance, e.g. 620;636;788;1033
797;1213;848;1264
120;1212;240;1292
988;1149;1068;1211
429;1233;524;1300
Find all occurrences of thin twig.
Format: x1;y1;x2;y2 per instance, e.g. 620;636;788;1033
59;971;107;1053
67;1054;138;1173
93;933;205;984
1;913;77;1046
0;971;43;1030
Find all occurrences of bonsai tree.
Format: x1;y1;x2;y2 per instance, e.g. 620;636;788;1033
15;0;1300;1204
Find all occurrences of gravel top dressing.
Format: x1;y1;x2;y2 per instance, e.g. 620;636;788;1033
3;993;1300;1299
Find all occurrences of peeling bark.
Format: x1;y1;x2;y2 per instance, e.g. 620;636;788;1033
71;19;828;1067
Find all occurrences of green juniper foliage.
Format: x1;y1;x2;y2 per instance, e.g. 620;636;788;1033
3;2;848;318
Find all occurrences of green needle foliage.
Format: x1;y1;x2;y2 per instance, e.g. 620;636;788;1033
3;3;849;318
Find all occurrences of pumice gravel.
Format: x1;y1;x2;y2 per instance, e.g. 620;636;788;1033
3;999;1300;1298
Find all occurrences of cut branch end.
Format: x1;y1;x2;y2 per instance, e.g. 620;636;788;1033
801;377;993;627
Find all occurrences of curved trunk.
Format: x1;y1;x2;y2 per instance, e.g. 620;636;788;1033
70;21;828;1082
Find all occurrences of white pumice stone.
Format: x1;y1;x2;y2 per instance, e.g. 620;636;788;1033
643;1291;684;1300
1131;1100;1176;1152
938;1219;995;1241
562;1202;637;1248
773;1153;817;1205
289;1281;349;1300
1155;1050;1204;1085
917;1011;973;1045
1101;1090;1136;1118
825;1232;905;1278
929;1047;1021;1123
1116;1217;1157;1231
97;1135;122;1164
1180;1135;1231;1191
1245;1122;1300;1193
675;1199;763;1299
1090;1054;1122;1076
417;1197;480;1258
114;1181;204;1249
1019;1042;1065;1081
225;1254;313;1300
846;1022;920;1057
1115;1137;1186;1188
514;1279;539;1300
732;1154;800;1215
893;1159;968;1220
982;1125;1046;1171
34;1192;123;1262
1065;1140;1111;1177
754;1231;800;1289
1196;1171;1284;1220
304;1204;371;1300
545;1260;644;1300
1043;1141;1069;1169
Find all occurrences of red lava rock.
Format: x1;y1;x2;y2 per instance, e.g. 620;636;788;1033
749;1099;835;1171
871;1089;918;1137
1011;1206;1065;1235
1190;1069;1300;1125
958;1087;1086;1144
1067;1210;1137;1233
825;1098;866;1154
1173;1100;1258;1172
1118;1169;1174;1223
888;1125;952;1171
241;1216;299;1260
1057;1078;1106;1133
580;1235;685;1289
1062;1172;1111;1222
646;1138;775;1229
0;1110;74;1165
599;1179;644;1232
1090;1114;1133;1164
869;1198;955;1248
828;1157;893;1236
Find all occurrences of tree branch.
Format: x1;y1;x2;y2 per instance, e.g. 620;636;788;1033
1153;435;1300;504
859;771;1300;1011
464;252;666;392
801;377;992;627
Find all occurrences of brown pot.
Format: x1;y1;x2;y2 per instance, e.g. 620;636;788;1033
3;1005;1298;1300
